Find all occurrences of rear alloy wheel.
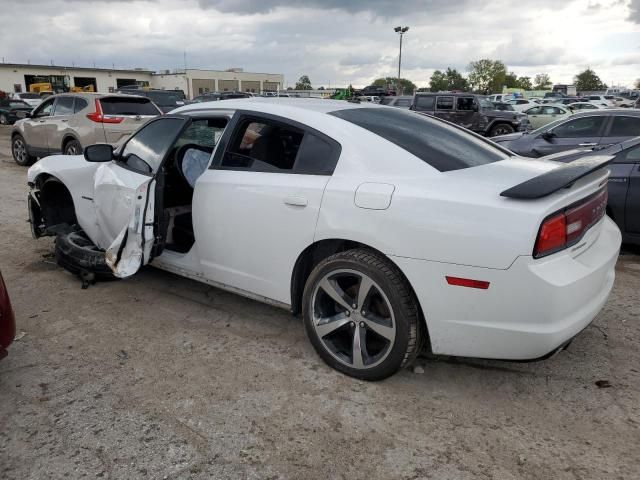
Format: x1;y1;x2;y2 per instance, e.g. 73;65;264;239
0;114;9;125
303;249;423;380
64;139;82;155
489;123;515;137
11;134;36;166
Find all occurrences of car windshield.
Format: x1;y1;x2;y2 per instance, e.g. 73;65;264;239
18;93;40;99
329;107;511;172
478;97;494;109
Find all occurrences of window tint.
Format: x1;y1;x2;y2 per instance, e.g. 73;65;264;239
220;117;340;175
606;116;640;137
120;118;187;174
436;96;454;110
414;96;435;110
53;97;74;116
34;98;54;117
329;108;509;172
395;98;411;107
456;97;474;111
517;100;529;104
74;98;88;113
525;106;542;115
100;97;159;115
552;116;605;138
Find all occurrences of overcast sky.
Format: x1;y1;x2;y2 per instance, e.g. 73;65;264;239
3;0;639;88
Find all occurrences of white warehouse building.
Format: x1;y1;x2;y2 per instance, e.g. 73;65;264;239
0;63;284;99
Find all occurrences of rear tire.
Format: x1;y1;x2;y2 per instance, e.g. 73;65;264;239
63;139;82;155
488;123;515;137
11;134;36;166
55;230;114;280
302;248;424;381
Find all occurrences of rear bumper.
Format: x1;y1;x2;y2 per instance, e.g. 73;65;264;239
393;216;621;360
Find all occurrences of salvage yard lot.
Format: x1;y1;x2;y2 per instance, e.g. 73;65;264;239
0;124;639;479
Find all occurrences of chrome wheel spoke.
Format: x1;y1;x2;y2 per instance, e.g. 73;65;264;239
351;324;366;368
315;312;350;338
356;275;374;310
363;315;395;341
319;277;352;311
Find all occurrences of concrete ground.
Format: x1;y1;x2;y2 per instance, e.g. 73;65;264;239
0;124;638;480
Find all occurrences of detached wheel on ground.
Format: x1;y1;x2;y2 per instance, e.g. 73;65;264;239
11;134;36;166
63;139;82;155
55;230;114;280
302;248;424;381
0;114;9;125
488;123;515;137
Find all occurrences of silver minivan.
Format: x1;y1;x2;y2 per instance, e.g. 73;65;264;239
11;93;162;166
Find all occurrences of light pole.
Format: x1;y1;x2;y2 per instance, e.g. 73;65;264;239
394;26;409;95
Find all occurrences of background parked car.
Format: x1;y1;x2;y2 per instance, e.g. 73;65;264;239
379;95;413;109
544;136;640;245
523;104;573;129
507;98;540;111
11;93;162;165
116;88;185;113
492;102;515;111
586;95;615;108
492;109;640;157
0;99;33;125
568;102;605;111
10;92;42;108
0;268;16;361
411;93;530;136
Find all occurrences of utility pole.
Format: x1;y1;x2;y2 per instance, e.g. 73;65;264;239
394;26;409;95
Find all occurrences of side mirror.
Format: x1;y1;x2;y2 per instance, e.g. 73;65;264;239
84;144;113;162
541;131;555;141
16;111;31;119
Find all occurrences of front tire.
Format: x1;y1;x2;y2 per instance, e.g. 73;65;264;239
55;230;114;280
11;134;36;166
488;123;515;137
302;249;423;381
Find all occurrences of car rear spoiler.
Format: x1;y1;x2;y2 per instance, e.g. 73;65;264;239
500;155;614;199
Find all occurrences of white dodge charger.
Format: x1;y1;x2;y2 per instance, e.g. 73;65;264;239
26;99;620;380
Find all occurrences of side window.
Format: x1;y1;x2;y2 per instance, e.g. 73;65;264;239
606;116;640;137
456;97;475;111
33;98;55;118
220;117;340;175
120;118;187;174
73;98;89;113
525;106;542;115
517;100;529;105
415;96;435;110
395;99;411;107
53;97;74;116
176;118;227;150
222;119;303;171
614;145;640;163
436;96;454;110
551;117;605;138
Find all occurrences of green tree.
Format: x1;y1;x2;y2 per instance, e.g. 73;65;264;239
574;68;607;92
504;71;519;88
372;77;417;95
295;75;312;90
467;59;507;94
429;68;469;92
517;76;533;90
533;73;552;90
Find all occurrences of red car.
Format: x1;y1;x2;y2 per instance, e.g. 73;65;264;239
0;269;15;360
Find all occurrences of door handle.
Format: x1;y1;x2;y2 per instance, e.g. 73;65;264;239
283;195;308;207
578;143;597;147
61;119;69;122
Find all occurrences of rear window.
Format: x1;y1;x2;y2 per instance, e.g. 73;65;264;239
100;97;159;115
329;108;509;172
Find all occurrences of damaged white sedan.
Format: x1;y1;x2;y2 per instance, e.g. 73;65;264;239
27;99;620;380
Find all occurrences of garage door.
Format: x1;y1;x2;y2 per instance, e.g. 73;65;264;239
192;79;215;95
263;81;280;92
242;81;260;93
219;80;239;92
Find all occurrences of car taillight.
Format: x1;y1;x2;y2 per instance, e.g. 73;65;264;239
533;188;608;258
86;99;124;124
